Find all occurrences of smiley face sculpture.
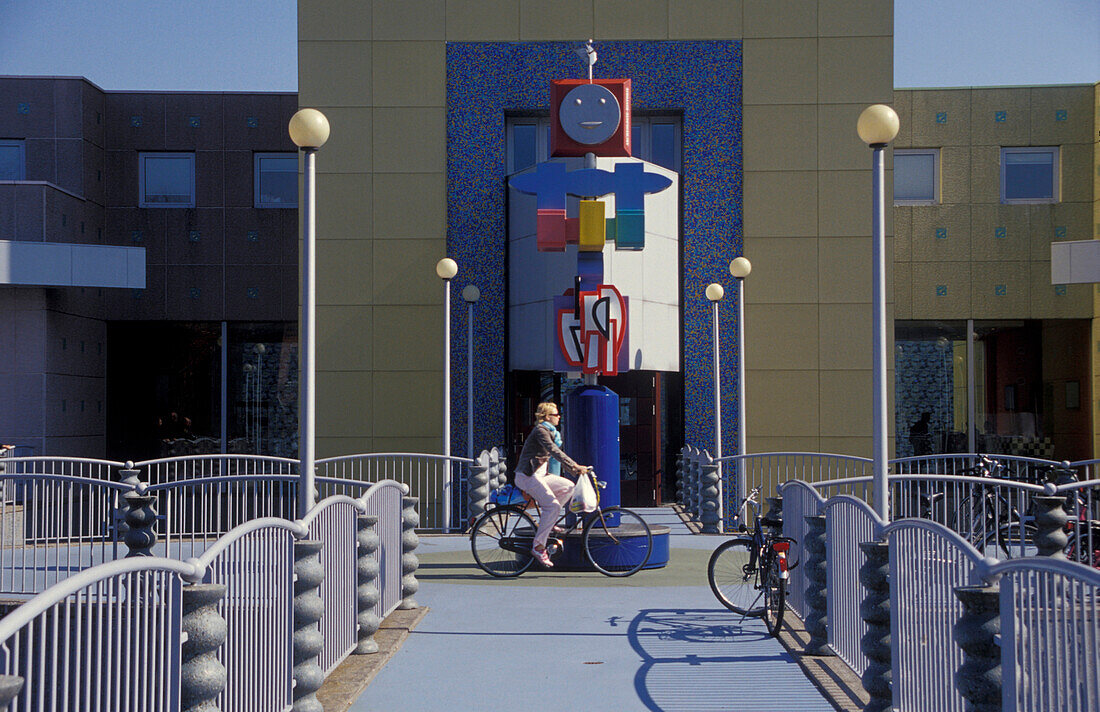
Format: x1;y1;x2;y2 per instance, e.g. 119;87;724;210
550;78;631;157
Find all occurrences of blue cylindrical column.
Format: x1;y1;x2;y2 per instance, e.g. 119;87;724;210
564;384;620;523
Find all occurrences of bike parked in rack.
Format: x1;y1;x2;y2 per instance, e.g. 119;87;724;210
706;488;795;637
948;454;1036;559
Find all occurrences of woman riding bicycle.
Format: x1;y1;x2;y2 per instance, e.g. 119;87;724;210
514;402;589;568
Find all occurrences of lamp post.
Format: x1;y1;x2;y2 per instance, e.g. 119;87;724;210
289;108;330;517
436;257;458;532
857;104;900;521
462;284;480;460
705;282;725;525
729;257;752;501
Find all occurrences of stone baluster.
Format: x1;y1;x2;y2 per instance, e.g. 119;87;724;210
467;451;491;527
685;449;698;518
123;485;158;557
115;461;142;541
1033;493;1068;559
764;495;784;537
488;448;502;490
355;515;381;654
0;676;23;708
398;496;420;610
292;540;325;712
953;584;1001;712
858;540;892;712
803;515;833;656
699;457;720;534
675;449;685;508
181;582;228;712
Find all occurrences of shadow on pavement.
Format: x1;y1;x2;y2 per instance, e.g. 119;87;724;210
627;609;823;712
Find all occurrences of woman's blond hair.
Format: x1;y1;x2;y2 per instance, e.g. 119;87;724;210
535;402;559;421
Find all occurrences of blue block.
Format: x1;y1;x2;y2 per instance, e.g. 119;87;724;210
576;251;604;280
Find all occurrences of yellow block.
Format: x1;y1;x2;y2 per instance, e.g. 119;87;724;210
578;200;605;252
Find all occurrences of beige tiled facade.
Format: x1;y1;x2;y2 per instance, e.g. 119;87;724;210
894;83;1100;456
297;0;893;457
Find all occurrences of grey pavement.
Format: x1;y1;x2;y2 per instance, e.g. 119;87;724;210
348;507;837;712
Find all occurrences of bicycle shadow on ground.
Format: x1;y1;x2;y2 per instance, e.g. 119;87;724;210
626;609;805;712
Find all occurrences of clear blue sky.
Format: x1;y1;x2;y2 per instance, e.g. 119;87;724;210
0;0;1095;91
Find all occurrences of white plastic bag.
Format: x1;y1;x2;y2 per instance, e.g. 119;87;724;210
569;469;598;513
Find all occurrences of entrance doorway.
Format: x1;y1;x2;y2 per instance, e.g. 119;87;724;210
506;370;682;507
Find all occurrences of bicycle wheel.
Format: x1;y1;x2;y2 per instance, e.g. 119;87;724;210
763;559;786;637
470;506;537;577
582;506;652;577
707;537;764;616
982;522;1037;559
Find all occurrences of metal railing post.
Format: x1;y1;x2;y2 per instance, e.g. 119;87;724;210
293;539;325;712
355;514;381;654
181;582;228;712
858;540;892;712
952;583;1001;712
398;496;420;610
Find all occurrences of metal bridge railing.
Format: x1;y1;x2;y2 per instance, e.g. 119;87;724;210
781;477;1100;712
0;483;413;712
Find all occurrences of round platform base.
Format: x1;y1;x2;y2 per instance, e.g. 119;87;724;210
551;524;670;571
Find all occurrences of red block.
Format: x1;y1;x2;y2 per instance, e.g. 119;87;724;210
537;210;567;252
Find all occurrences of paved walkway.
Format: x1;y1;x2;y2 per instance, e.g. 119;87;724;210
347;508;838;712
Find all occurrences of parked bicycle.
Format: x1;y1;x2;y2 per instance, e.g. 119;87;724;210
706;488;795;637
469;468;653;577
948;454;1035;559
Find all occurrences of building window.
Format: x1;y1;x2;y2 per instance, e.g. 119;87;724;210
254;153;298;208
894;149;939;204
1001;147;1058;203
139;152;195;207
0;139;25;180
506;115;682;174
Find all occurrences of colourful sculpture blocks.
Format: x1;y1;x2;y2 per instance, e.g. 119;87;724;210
578;200;605;251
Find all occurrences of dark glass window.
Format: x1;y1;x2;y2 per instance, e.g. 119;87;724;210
1002;147;1057;203
139;153;195;207
255;153;298;207
0;140;25;180
894;149;938;203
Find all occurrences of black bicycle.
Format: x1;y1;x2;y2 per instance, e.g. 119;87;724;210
469;468;653;578
948;454;1036;558
706;488;795;636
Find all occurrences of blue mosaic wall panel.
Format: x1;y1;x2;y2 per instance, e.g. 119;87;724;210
447;41;742;470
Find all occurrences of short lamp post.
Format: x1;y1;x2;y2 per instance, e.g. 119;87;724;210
462;284;480;460
436;257;458;533
705;282;725;526
289;108;330;518
729;257;752;502
857;104;900;522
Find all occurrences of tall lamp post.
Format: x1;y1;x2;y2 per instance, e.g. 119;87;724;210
857;104;900;521
289;108;330;517
462;284;480;460
436;257;458;532
729;257;752;501
705;282;725;526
